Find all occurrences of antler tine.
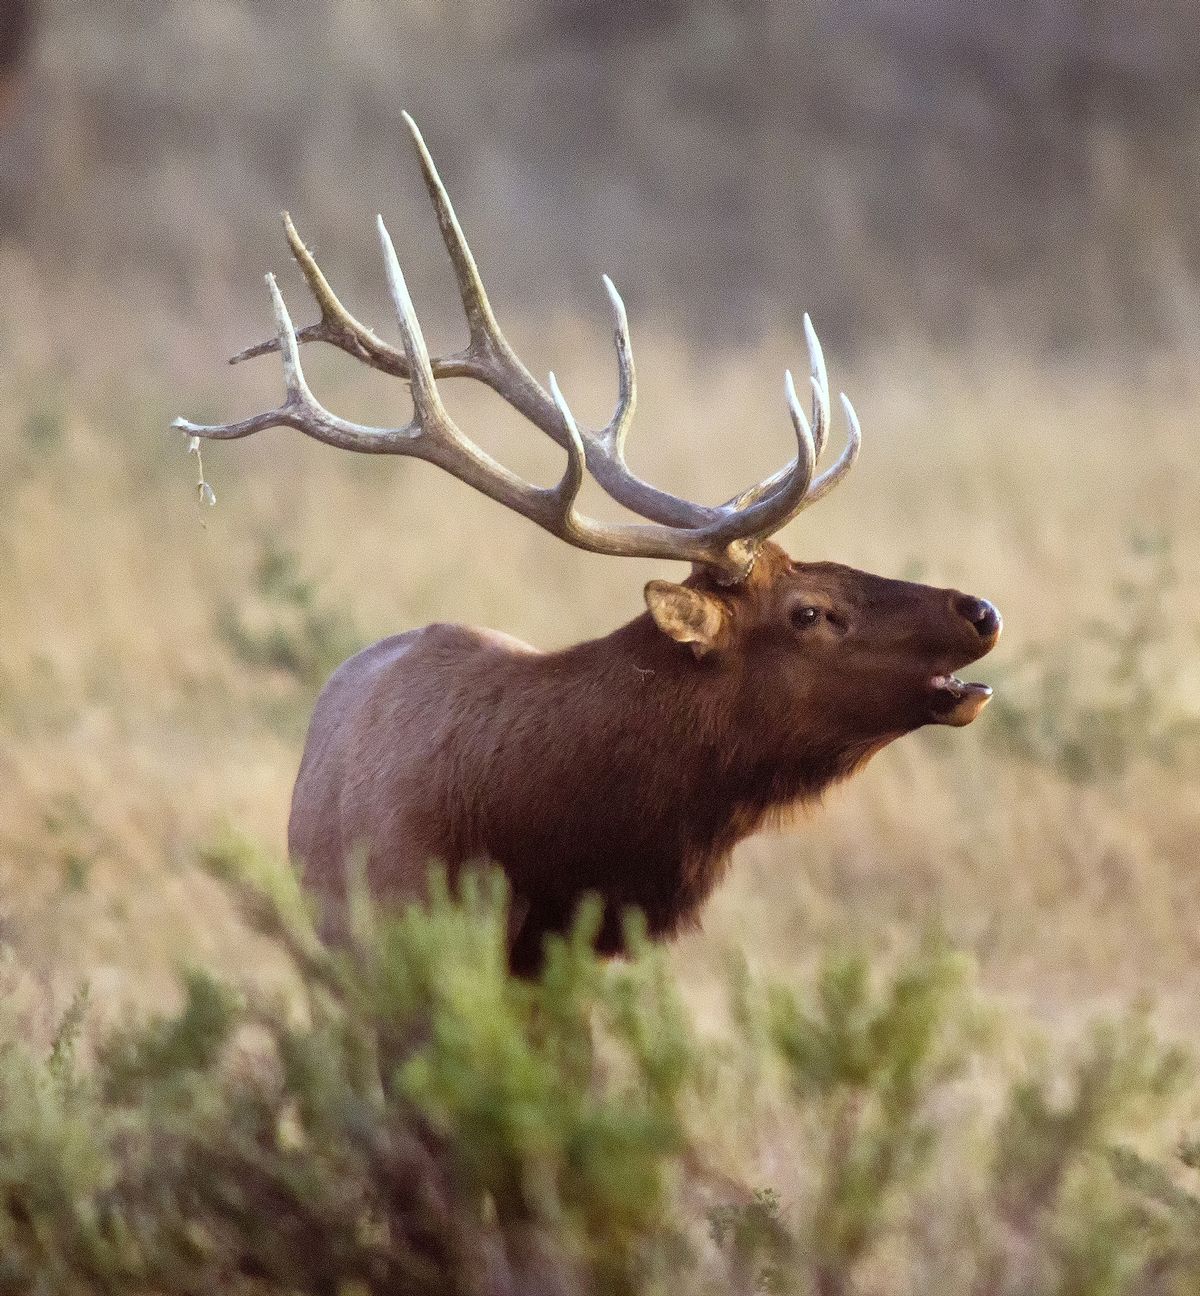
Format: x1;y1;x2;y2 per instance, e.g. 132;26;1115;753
400;115;640;467
806;392;862;505
599;273;637;462
174;273;407;454
802;313;830;462
547;372;590;524
784;368;815;453
375;217;439;408
709;371;860;544
403;112;634;449
719;312;831;514
401;110;506;364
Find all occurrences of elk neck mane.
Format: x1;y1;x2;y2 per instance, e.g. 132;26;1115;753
444;605;884;910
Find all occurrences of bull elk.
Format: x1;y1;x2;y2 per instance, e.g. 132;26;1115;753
177;115;1001;973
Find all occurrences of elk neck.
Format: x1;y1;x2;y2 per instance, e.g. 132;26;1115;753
474;606;870;933
581;606;872;766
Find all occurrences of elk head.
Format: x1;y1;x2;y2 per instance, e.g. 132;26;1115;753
646;544;999;781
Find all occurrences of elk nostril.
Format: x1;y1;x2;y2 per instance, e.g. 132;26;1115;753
955;595;1001;638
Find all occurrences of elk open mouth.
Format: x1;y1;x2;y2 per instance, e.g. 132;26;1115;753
927;674;993;726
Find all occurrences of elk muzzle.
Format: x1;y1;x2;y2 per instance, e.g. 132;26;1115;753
926;596;1002;726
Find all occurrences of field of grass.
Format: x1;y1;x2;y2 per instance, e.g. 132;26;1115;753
4;8;1200;1280
3;230;1199;1040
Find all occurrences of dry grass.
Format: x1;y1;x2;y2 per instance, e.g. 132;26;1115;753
3;233;1199;1039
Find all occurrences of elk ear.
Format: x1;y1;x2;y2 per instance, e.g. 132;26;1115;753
644;580;726;658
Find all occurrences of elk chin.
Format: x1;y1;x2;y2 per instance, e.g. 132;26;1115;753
927;675;993;727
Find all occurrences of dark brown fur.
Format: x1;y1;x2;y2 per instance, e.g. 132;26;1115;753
289;543;1000;972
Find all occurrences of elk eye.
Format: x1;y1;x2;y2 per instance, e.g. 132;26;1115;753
790;605;822;629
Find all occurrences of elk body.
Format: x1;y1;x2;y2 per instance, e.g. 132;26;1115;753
178;116;1000;972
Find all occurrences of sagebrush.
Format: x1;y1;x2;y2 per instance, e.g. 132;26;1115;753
0;848;1196;1295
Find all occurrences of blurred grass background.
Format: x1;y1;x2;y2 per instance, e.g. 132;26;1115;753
1;0;1200;1038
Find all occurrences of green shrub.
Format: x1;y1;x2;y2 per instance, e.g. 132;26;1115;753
0;849;1195;1294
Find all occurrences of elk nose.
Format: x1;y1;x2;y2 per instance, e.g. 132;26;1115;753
954;594;1001;638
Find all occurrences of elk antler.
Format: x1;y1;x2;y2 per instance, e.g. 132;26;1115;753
175;114;861;583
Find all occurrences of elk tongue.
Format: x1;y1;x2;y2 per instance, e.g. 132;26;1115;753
928;675;992;726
